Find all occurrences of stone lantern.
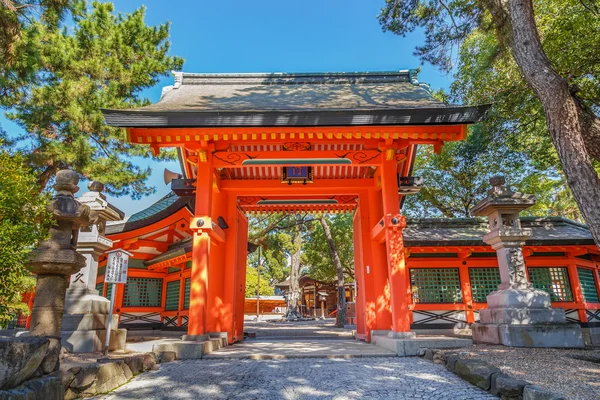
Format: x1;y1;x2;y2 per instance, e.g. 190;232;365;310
28;170;91;337
61;181;127;352
470;176;584;347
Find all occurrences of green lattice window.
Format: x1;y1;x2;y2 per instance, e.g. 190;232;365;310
165;280;180;311
410;268;462;303
578;268;599;303
105;283;114;300
123;278;163;307
183;278;191;309
469;268;501;303
528;267;573;302
96;282;104;296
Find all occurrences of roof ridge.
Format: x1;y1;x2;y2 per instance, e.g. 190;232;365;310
176;70;416;86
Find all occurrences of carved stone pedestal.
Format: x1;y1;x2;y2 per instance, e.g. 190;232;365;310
470;176;584;348
61;182;127;352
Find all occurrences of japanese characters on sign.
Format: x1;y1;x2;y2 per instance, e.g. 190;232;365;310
105;249;132;284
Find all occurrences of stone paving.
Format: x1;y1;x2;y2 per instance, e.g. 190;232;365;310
101;357;496;400
203;338;395;359
244;318;354;339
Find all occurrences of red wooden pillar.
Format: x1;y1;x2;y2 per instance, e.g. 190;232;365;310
379;154;411;334
353;205;366;339
206;187;228;333
567;262;587;323
356;191;378;341
458;262;475;324
234;209;249;342
188;152;214;336
367;188;392;331
222;195;239;343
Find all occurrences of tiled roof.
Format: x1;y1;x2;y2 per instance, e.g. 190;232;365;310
129;70;443;112
102;70;489;127
127;192;179;223
105;192;193;235
403;217;594;247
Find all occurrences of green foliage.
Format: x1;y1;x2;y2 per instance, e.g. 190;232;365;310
380;0;600;219
0;150;51;326
304;214;354;283
2;1;184;198
404;126;578;218
245;266;275;298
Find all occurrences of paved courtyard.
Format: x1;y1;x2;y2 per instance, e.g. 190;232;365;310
101;357;496;400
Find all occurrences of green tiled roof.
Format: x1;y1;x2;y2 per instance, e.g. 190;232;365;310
128;192;179;223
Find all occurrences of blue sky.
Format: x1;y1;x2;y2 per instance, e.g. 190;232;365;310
3;0;453;216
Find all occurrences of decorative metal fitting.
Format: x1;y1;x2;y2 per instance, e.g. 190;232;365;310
391;217;399;225
196;219;205;227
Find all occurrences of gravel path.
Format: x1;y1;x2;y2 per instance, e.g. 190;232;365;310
443;345;600;400
100;357;496;400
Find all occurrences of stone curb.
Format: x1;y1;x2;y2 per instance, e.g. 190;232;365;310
59;351;177;399
417;348;566;400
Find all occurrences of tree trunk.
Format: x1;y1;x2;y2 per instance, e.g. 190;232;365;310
285;230;303;321
482;0;600;247
505;0;600;247
319;216;347;328
37;163;57;192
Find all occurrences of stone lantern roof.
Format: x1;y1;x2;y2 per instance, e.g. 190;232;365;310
471;176;536;217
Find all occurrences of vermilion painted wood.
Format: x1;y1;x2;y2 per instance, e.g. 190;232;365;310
234;211;249;342
380;155;411;333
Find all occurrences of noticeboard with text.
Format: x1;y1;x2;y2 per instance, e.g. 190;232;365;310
105;250;132;284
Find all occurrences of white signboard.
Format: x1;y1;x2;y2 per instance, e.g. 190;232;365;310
105;249;132;284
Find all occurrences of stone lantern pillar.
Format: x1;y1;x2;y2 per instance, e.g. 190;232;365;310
471;176;584;347
29;170;91;337
61;182;127;353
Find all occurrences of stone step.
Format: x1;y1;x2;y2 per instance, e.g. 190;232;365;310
372;335;473;357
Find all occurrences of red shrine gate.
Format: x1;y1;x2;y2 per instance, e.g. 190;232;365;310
103;70;487;342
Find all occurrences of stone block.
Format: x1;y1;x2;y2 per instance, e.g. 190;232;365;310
208;332;229;347
372;335;472;357
41;338;61;374
62;327;126;353
498;323;584;348
69;364;100;393
487;289;551;309
581;327;600;346
152;341;210;360
494;374;529;397
480;307;566;325
64;292;110;315
49;370;75;392
454;359;501;391
94;361;130;394
96;328;127;351
61;313;117;331
158;351;177;363
490;372;510;396
142;353;159;371
472;323;501;344
0;337;49;390
124;355;144;375
443;353;460;372
67;360;132;398
523;385;565;400
181;334;209;341
0;375;63;400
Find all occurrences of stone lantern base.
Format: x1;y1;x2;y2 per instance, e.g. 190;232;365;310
472;288;585;348
61;287;127;353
